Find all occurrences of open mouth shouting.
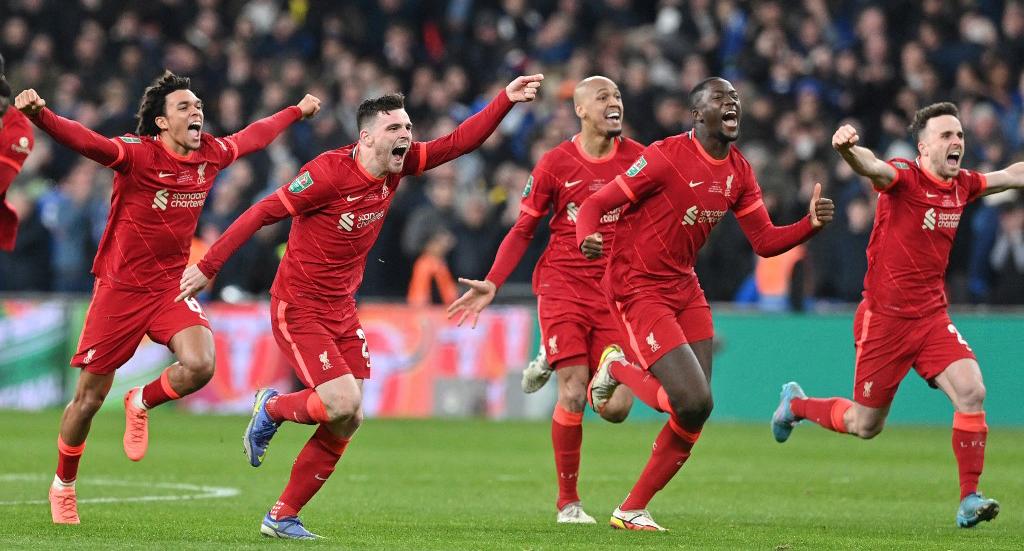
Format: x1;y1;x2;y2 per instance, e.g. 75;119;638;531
187;119;203;141
945;150;962;169
391;143;409;164
722;109;739;131
605;109;622;124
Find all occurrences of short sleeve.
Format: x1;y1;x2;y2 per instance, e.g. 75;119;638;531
519;157;555;218
880;159;914;193
966;170;988;202
273;156;346;216
617;143;669;202
731;160;765;218
0;124;33;172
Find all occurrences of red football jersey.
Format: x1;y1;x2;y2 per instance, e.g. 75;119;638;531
0;108;34;172
862;157;987;318
93;133;238;291
607;131;763;299
520;134;645;296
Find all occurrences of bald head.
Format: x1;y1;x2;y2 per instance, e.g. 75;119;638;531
573;75;623;138
573;76;616;107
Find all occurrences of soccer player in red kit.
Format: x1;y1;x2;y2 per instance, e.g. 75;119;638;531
0;53;34;250
16;72;320;525
576;77;835;530
771;102;1024;528
176;74;544;539
447;76;640;524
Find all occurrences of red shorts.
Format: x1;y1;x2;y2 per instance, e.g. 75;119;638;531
71;279;212;374
537;293;622;373
270;298;370;388
853;301;976;408
610;278;714;369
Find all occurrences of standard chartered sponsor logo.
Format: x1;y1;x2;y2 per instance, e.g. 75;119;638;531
922;208;959;230
339;212;355;231
922;208;936;230
681;205;726;226
338;210;386;232
682;205;699;225
600;206;622;224
153;189;207;210
152;189;169;210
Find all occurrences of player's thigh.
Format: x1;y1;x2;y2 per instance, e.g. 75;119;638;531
537;294;590;370
334;320;371;380
270;299;352;388
610;294;685;370
677;304;714;381
71;281;153;375
148;294;212;351
851;302;917;408
917;313;978;380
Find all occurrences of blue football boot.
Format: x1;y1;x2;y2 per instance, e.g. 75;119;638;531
771;381;806;443
243;388;281;467
260;513;321;539
956;492;999;528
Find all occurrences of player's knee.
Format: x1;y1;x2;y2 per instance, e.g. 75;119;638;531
852;419;884;439
72;391;106;417
670;390;713;426
558;386;587;413
178;348;216;383
323;395;362;423
600;405;629;423
957;382;986;411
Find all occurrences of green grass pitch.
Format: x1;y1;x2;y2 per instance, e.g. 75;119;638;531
4;410;1023;550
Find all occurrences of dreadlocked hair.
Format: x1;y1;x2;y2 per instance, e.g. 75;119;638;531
135;71;191;136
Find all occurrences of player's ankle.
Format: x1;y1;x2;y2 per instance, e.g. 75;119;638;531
52;474;75;489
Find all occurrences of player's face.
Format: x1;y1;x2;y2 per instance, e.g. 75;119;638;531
367;109;412;174
158;89;204;151
919;115;964;180
696;79;741;142
578;80;623;138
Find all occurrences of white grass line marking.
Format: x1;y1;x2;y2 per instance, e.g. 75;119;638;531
0;474;239;505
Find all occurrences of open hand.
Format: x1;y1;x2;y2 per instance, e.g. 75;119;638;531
446;278;497;328
176;264;210;302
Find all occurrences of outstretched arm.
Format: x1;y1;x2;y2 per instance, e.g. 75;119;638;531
832;124;896;191
737;183;834;257
982;162;1024;196
416;75;543;173
225;94;320;159
176;191;292;301
575;177;632;259
17;90;120;167
446;212;542;327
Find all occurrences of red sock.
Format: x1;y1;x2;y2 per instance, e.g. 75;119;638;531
266;389;329;425
952;411;988;499
551;404;583;510
609;360;671;413
620;419;699;511
141;367;181;409
270;425;350;519
791;397;852;433
55;436;85;483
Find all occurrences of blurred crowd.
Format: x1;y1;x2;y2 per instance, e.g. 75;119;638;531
2;0;1024;308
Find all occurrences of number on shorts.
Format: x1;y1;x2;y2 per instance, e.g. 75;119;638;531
947;323;972;351
184;297;209;321
356;328;369;359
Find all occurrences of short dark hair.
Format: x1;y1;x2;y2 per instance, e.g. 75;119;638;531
688;77;724;109
909;102;959;141
0;52;9;100
135;71;192;136
357;93;405;130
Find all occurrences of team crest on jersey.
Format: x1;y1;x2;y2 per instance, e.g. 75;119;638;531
522;175;534;198
118;136;141;144
626;156;647;177
197;162;208;184
288;171;314;193
892;161;909;169
12;136;30;154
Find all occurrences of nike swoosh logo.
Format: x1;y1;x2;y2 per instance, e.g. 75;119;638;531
158;172;175;178
565;180;583;188
314;474;328;481
346;195;364;202
925;192;937;198
689;180;703;187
